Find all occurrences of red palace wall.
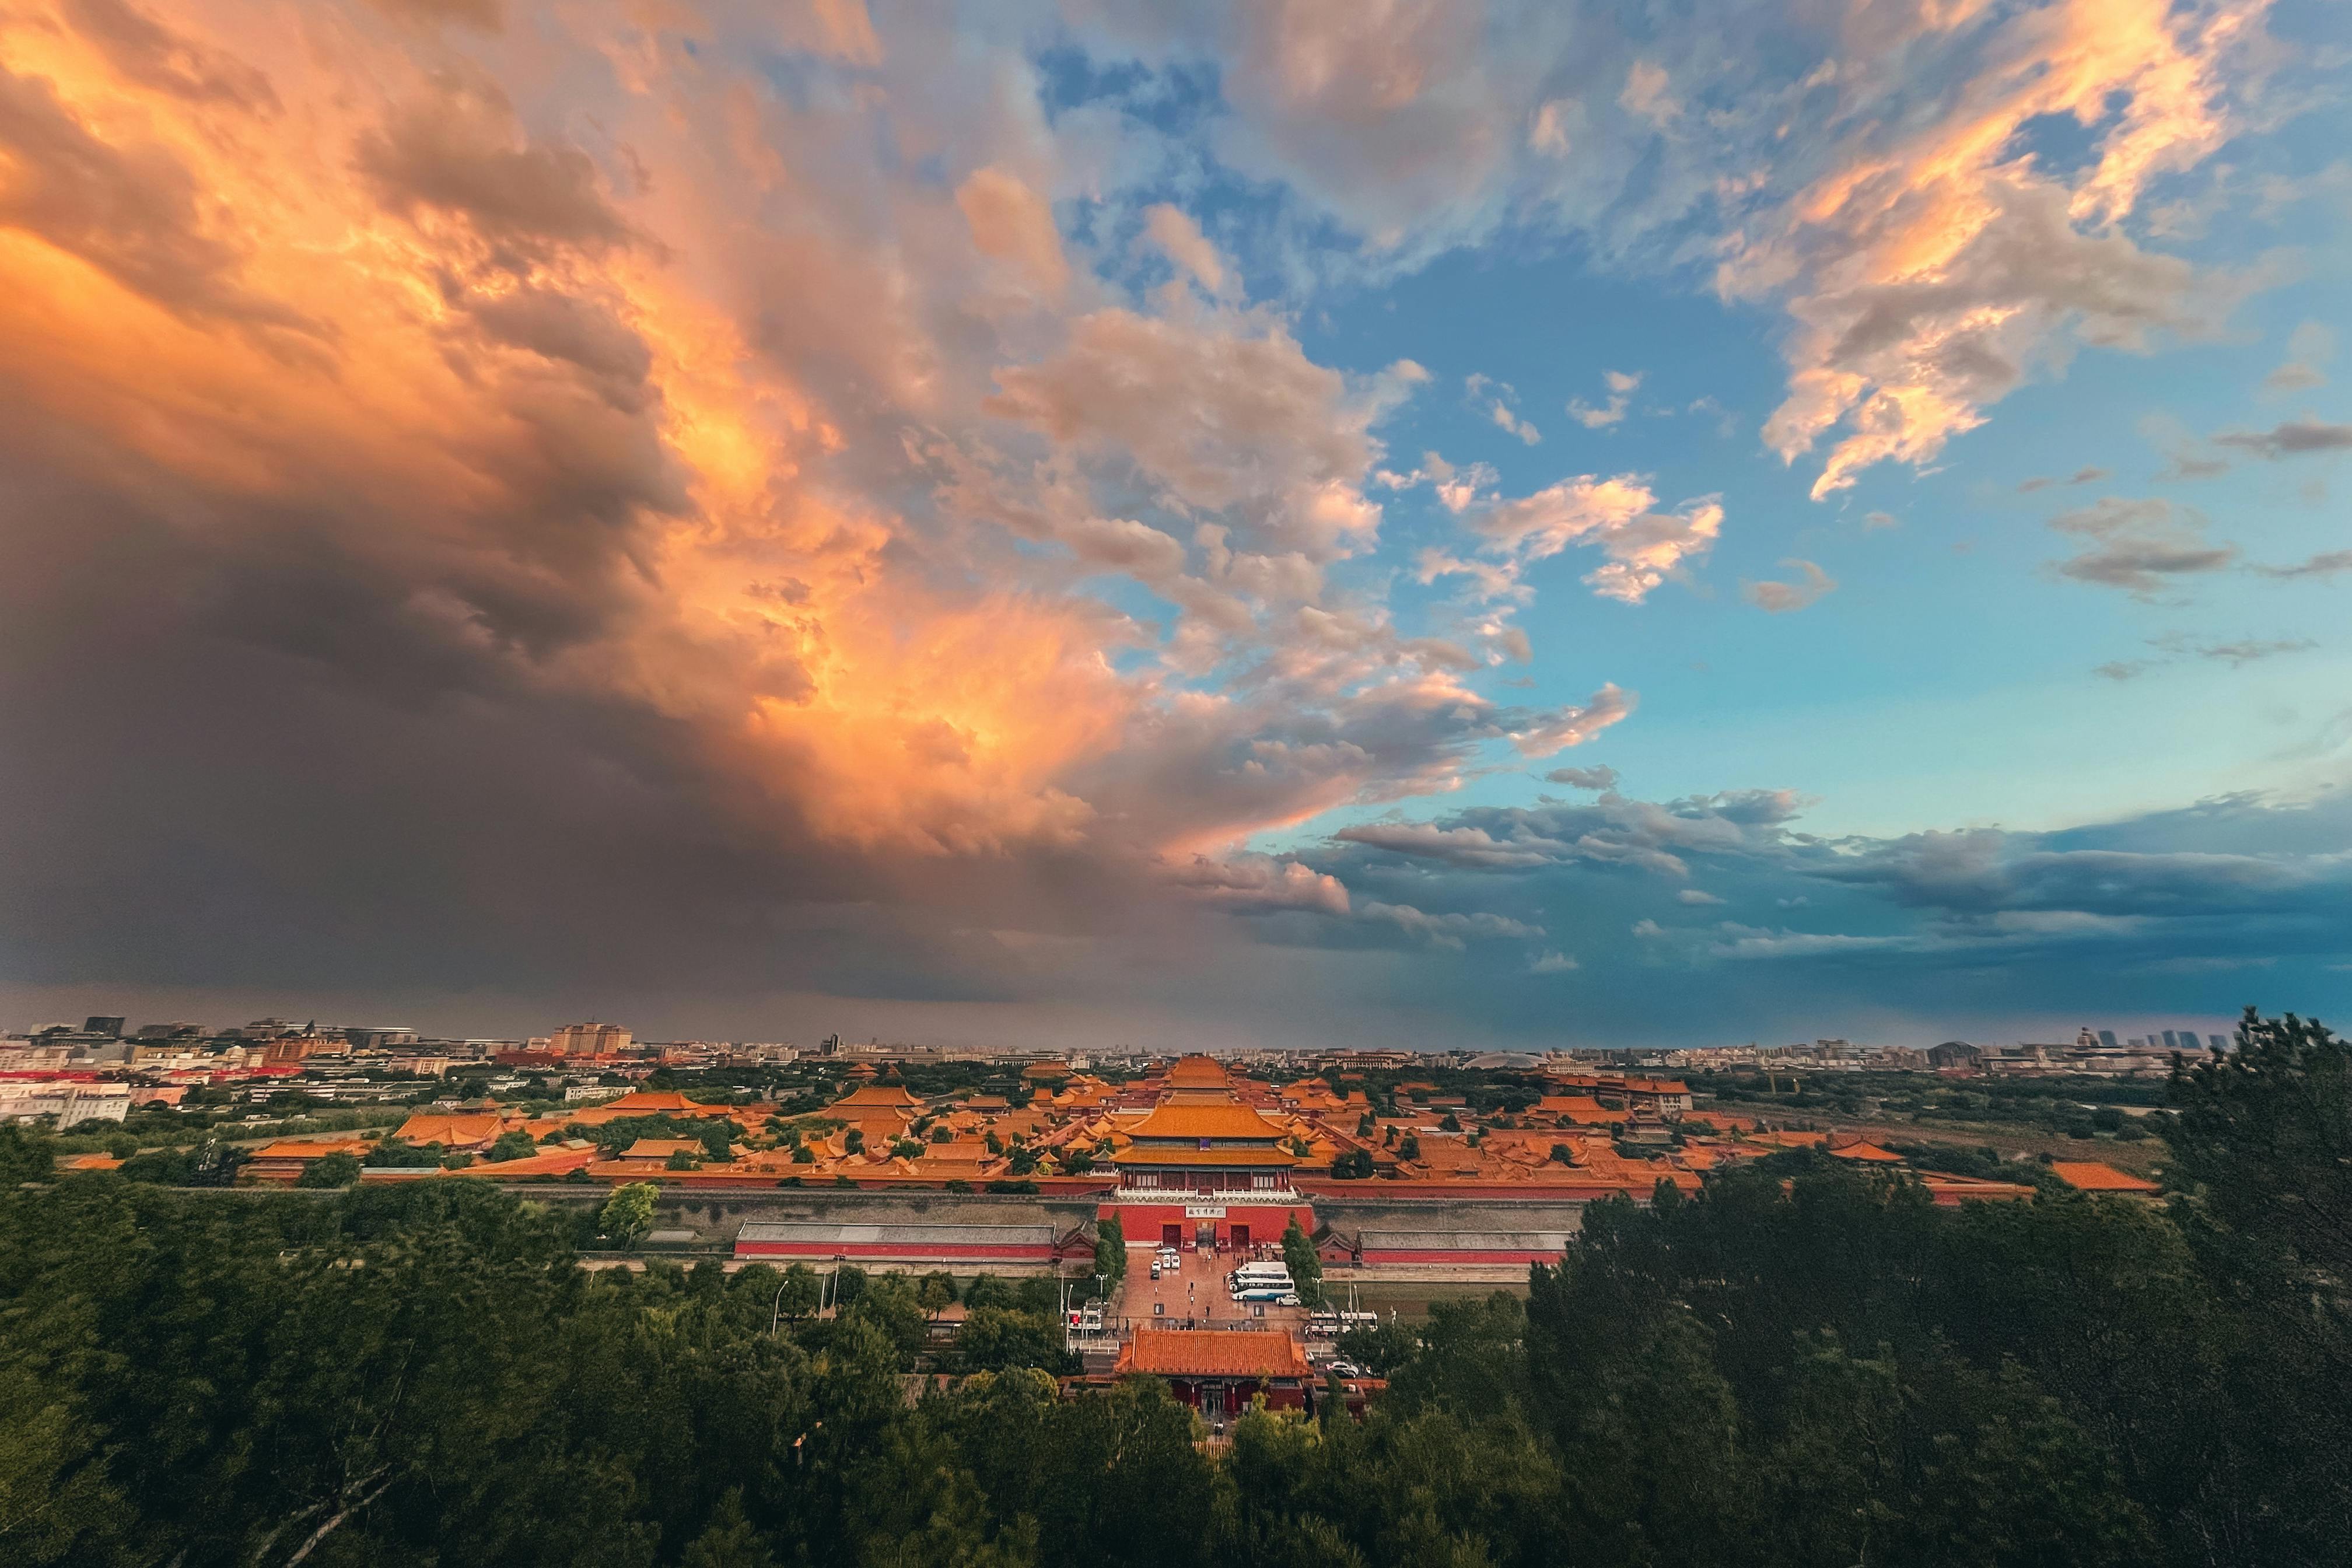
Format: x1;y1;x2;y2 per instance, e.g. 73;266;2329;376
733;1239;1055;1264
1103;1200;1314;1250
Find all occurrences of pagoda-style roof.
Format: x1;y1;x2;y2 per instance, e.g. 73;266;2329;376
1165;1054;1231;1089
1111;1144;1297;1167
832;1084;923;1110
1117;1328;1311;1380
1124;1102;1289;1143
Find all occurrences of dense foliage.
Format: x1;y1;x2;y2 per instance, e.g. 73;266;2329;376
1;1008;2342;1567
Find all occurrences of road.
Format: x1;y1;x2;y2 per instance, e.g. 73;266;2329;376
1114;1241;1308;1336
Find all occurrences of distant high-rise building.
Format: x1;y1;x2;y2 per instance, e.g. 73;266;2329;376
2208;1034;2228;1051
83;1016;126;1038
2162;1030;2183;1050
548;1021;631;1056
2097;1030;2118;1049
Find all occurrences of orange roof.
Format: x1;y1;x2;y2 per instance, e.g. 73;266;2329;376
1126;1103;1289;1142
1535;1095;1616;1122
832;1084;923;1109
60;1153;124;1170
1164;1055;1231;1088
1918;1173;2038;1203
1110;1145;1298;1167
601;1090;709;1114
1826;1140;1905;1163
450;1146;600;1178
2049;1160;2161;1194
1116;1329;1312;1380
253;1139;374;1160
394;1114;508;1147
621;1139;706;1159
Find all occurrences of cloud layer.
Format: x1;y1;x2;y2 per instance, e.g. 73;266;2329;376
0;0;2333;1046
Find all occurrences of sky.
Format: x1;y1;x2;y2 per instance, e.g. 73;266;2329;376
1;0;2348;1051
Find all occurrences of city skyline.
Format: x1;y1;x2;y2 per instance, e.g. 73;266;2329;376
2;0;2348;1049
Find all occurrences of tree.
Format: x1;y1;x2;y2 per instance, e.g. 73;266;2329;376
770;1262;821;1323
1329;1149;1373;1180
1355;1110;1375;1138
843;1128;864;1154
1396;1134;1420;1163
598;1181;657;1245
364;1137;442;1168
1333;1318;1419;1374
296;1151;362;1188
1438;1112;1462;1133
1281;1219;1325;1308
956;1308;1074;1375
666;1149;700;1171
2168;1007;2350;1286
682;1488;776;1568
918;1272;958;1319
0;1124;55;1184
486;1130;538;1163
1094;1213;1126;1294
963;1273;1014;1311
1007;1145;1038;1176
831;1264;869;1307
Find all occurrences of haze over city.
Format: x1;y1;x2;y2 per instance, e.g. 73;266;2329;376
3;0;2348;1049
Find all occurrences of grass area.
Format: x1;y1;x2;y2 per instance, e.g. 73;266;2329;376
1338;1280;1527;1321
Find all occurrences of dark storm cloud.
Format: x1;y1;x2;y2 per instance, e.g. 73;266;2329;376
1280;784;2352;1037
0;450;1119;1010
2045;497;2238;597
1332;788;1807;878
2213;419;2352;459
62;0;279;110
0;64;303;327
355;85;639;260
363;0;503;29
2255;549;2352;580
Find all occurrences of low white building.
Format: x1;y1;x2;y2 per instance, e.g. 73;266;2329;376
0;1081;133;1127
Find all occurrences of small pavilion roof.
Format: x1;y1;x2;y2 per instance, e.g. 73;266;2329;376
1116;1328;1311;1380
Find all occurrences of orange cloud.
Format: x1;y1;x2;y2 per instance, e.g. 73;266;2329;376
0;0;1598;907
1742;0;2264;498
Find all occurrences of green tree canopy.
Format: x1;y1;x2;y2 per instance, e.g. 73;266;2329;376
295;1150;362;1188
598;1181;657;1245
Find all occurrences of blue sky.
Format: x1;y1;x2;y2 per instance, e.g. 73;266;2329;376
0;0;2346;1049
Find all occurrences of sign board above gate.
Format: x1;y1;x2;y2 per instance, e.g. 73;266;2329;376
1183;1204;1226;1219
